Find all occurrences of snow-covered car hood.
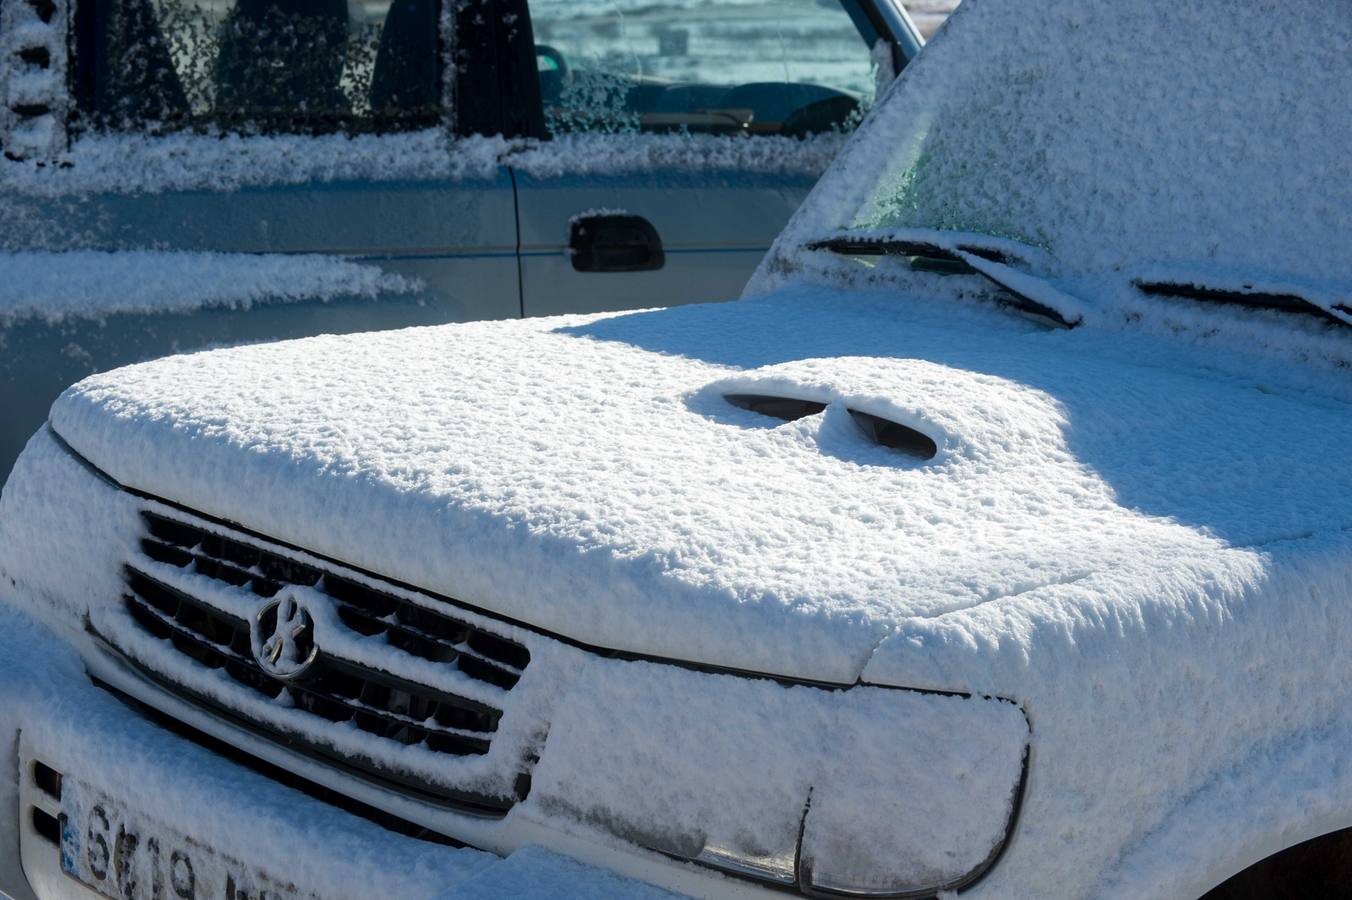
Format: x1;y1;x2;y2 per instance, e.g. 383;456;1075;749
47;286;1352;685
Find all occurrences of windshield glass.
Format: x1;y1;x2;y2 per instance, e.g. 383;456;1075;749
771;0;1352;289
526;0;885;138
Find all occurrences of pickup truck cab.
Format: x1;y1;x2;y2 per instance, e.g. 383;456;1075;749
5;0;1350;898
0;0;925;479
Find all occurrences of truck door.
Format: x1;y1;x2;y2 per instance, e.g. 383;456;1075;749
510;0;920;316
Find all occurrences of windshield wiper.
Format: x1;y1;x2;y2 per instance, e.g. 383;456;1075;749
1134;279;1352;328
808;235;1022;266
807;235;1085;329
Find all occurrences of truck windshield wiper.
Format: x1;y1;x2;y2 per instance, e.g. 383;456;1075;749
807;234;1085;330
1133;279;1352;328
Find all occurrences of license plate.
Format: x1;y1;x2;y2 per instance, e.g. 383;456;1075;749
59;777;309;900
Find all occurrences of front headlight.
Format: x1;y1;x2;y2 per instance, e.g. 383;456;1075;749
529;658;1028;897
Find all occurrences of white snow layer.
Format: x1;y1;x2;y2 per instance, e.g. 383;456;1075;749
5;0;1352;891
0;606;498;899
533;658;1025;889
41;285;1352;682
23;276;1352;897
0;131;843;198
0;251;420;324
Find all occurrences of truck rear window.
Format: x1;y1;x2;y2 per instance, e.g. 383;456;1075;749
76;0;443;134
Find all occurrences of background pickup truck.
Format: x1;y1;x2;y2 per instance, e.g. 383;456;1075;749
0;0;936;480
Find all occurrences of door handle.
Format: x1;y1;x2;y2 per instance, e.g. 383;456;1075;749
569;214;665;273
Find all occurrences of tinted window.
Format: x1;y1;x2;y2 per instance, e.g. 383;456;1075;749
526;0;885;138
79;0;442;134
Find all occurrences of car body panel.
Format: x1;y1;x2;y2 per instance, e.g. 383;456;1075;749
0;428;1027;899
515;167;821;316
8;274;1352;900
6;175;520;255
0;605;704;900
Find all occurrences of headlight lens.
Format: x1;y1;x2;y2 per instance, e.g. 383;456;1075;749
529;658;1028;896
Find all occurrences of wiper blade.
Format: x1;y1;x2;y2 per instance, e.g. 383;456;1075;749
807;234;1084;329
1134;279;1352;328
808;235;1022;266
951;248;1086;329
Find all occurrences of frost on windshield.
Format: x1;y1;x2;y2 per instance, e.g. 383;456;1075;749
768;0;1352;289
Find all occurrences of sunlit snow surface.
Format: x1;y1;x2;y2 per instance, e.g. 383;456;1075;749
0;251;419;324
39;284;1352;677
12;273;1352;896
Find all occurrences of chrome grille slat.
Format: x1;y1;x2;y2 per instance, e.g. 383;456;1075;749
125;567;248;644
328;597;523;684
123;565;502;740
140;513;527;680
125;590;283;696
112;510;535;805
135;545;524;683
142;537;285;598
126;591;493;754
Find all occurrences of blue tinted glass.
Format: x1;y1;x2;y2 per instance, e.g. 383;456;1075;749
84;0;442;134
527;0;883;137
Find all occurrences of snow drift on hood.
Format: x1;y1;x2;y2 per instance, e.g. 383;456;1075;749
46;286;1352;683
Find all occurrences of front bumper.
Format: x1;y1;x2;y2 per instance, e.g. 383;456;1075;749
0;607;689;900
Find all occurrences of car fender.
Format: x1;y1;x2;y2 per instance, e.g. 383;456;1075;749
1097;715;1352;900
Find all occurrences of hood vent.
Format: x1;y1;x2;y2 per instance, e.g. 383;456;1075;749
847;409;938;459
725;393;939;461
725;394;827;422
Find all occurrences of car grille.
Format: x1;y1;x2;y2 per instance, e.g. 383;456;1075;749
114;509;531;812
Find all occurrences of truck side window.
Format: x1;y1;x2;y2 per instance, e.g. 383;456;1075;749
76;0;442;134
525;0;886;139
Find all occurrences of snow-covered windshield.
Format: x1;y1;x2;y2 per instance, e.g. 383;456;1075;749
775;0;1352;293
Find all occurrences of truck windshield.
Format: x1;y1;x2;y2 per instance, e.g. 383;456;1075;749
525;0;888;138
